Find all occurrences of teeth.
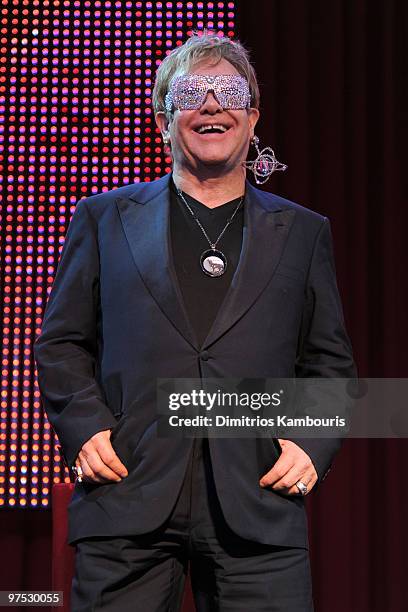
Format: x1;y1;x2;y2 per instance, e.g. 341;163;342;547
197;124;228;134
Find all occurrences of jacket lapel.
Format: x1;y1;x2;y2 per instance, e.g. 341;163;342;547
115;173;296;352
200;182;296;349
115;173;199;350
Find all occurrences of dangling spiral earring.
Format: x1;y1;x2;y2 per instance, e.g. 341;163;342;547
243;135;288;185
162;133;170;145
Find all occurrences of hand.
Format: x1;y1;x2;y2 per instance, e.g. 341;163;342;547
259;439;318;495
74;429;128;483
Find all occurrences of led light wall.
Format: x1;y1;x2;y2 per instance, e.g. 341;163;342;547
0;1;236;508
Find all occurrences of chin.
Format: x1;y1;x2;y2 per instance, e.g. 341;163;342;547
197;155;234;168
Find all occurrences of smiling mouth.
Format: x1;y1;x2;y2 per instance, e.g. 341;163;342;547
193;124;231;135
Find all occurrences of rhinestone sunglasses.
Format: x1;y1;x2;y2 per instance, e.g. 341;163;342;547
164;74;251;113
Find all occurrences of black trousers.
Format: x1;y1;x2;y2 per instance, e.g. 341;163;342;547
71;438;314;611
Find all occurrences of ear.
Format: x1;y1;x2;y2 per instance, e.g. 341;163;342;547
247;107;260;136
155;111;171;139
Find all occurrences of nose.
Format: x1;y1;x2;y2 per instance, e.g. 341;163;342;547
200;90;223;113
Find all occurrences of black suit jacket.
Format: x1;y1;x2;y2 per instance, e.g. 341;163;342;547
33;172;356;547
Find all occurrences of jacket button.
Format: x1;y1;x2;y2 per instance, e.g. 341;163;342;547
199;350;210;361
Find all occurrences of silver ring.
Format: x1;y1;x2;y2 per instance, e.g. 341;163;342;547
295;480;308;495
72;464;83;483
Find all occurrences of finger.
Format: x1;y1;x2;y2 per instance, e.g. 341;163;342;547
77;454;103;484
259;454;295;487
82;431;128;480
272;464;310;491
83;449;124;482
285;470;317;496
98;441;128;478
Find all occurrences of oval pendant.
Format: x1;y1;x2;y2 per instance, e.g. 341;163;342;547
200;249;227;277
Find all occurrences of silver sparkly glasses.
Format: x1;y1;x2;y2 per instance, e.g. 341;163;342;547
164;74;251;112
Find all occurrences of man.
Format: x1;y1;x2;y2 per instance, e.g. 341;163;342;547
34;33;355;611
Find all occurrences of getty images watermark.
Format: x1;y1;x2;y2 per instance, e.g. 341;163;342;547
166;387;346;430
156;378;353;439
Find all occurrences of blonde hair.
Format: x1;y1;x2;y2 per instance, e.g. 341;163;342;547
152;32;260;117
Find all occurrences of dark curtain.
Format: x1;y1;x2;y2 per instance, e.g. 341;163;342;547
237;2;408;611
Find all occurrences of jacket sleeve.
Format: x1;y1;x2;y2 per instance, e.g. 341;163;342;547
33;198;118;470
287;217;357;485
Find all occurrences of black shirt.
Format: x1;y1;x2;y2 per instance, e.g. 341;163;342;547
169;176;245;348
